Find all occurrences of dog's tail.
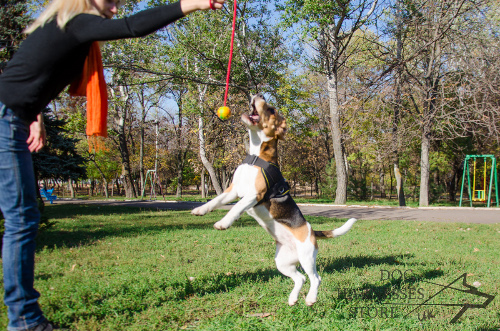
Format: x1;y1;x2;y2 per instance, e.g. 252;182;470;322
314;218;357;239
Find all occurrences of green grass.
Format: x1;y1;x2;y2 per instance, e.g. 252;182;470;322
1;205;499;330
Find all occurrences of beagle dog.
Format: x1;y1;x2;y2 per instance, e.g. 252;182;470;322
192;94;356;306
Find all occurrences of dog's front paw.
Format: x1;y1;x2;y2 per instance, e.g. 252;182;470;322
213;220;231;230
213;221;229;230
191;206;208;216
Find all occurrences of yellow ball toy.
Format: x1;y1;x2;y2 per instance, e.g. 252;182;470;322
217;106;231;120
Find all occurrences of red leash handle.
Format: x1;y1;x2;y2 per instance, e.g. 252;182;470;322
209;0;216;10
223;0;237;107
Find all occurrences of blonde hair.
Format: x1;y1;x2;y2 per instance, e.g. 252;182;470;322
25;0;96;34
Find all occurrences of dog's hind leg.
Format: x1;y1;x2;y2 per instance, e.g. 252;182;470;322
297;241;321;306
275;243;305;306
191;185;238;216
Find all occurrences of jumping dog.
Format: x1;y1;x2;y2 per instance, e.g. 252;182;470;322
192;94;357;306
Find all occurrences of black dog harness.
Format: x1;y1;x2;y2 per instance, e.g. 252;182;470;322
242;154;290;204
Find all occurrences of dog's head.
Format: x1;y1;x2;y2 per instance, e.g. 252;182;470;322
241;94;287;140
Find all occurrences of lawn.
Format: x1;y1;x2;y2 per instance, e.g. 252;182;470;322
0;204;498;330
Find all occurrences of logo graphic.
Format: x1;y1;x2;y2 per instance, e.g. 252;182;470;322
383;273;495;323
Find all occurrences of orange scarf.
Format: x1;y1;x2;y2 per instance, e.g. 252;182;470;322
69;41;108;150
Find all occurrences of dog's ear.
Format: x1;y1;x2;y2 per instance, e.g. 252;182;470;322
276;116;287;140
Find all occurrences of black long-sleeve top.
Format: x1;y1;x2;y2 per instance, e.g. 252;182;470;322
0;2;185;123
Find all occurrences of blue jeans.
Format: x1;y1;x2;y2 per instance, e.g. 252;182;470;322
0;102;46;330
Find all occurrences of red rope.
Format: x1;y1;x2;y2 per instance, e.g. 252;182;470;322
223;0;237;107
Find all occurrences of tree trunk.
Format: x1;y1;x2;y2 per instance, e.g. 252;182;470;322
198;117;223;195
68;178;75;198
176;163;183;197
89;156;109;198
175;149;189;198
392;0;406;207
419;127;431;206
201;168;206;198
116;86;136;199
139;122;145;195
379;162;386;198
394;165;405;206
115;178;121;196
328;74;348;204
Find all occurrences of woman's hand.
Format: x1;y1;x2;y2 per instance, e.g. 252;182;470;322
180;0;225;15
27;113;46;153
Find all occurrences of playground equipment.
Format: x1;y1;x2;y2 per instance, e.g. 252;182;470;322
141;169;163;200
459;155;499;207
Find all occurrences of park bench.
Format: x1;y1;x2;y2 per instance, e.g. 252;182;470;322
40;188;57;204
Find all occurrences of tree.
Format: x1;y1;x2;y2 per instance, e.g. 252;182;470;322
397;0;478;206
0;0;30;72
390;0;407;206
281;0;379;204
32;109;87;187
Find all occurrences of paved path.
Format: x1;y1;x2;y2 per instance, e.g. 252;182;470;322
54;199;500;224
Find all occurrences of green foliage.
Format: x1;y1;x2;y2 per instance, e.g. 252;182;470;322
32;109;87;182
0;0;31;71
86;149;121;182
319;159;337;199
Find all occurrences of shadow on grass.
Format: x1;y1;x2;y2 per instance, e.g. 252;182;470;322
35;221;233;251
320;254;412;274
173;254;436;302
170;268;282;301
331;270;444;303
319;253;445;302
37;204;254;250
475;328;500;331
37;204;350;251
44;203;197;220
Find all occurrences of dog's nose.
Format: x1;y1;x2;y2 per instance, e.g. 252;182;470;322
253;93;265;101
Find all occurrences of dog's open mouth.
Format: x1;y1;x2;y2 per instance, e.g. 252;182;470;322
242;104;260;126
249;104;260;124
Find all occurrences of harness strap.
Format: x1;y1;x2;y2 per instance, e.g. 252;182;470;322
242;154;290;203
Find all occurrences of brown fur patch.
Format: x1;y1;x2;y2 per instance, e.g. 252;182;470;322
253;97;287;142
285;223;309;242
310;231;318;248
314;230;335;239
254;170;268;202
259;140;278;164
224;183;234;194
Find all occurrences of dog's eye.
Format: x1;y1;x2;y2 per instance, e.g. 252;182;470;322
268;108;275;115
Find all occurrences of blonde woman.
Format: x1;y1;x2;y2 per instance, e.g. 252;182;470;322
0;0;225;330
